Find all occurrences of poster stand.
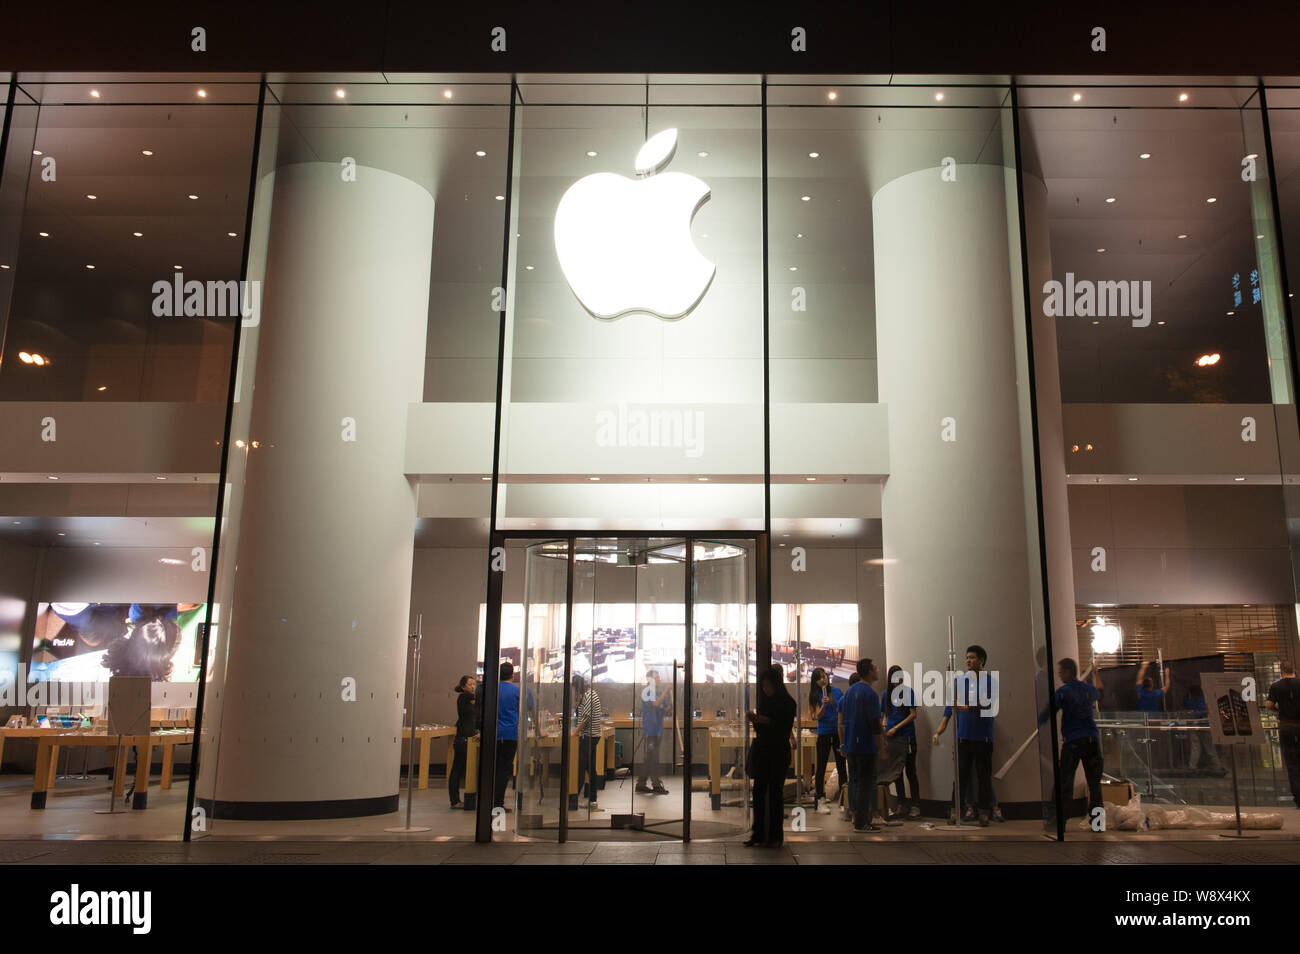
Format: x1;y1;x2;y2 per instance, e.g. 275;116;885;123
386;615;431;833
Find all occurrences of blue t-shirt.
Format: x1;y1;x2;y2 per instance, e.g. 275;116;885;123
1183;693;1207;712
943;670;996;743
1055;680;1099;742
498;680;521;741
885;684;917;739
1137;687;1163;712
815;686;843;736
840;682;881;755
642;689;667;737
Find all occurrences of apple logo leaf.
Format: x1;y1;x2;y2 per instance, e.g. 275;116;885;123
635;128;679;178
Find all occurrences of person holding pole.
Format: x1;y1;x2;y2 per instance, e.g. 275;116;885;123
1048;657;1105;828
933;645;996;827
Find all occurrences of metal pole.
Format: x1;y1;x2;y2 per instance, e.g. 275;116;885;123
1219;743;1257;839
939;616;963;830
795;612;802;807
385;615;430;832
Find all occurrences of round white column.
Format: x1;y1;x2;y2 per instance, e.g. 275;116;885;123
203;162;433;817
873;163;1072;808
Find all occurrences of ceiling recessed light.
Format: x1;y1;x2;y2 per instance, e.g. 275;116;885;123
700;233;709;238
494;194;504;201
934;92;945;101
698;477;709;481
789;266;798;271
85;194;97;200
1105;196;1116;203
93;541;101;546
525;265;535;270
335;89;346;99
155;475;167;480
1256;234;1264;239
475;150;486;157
1178;92;1189;102
1196;353;1221;367
1157;320;1166;325
1139;152;1151;159
1092;320;1100;325
808;151;820;158
18;352;32;363
827;91;838;101
805;476;817;481
196;89;207;98
97;385;107;391
443;90;453;99
586;150;598;157
57;531;65;536
46;475;59;480
480;476;490;481
1234;476;1246;481
1127;476;1139;481
227;231;237;237
141;149;153;156
1072;92;1082;102
32;149;42;156
132;231;143;237
697;150;709;157
800;195;811;202
0;264;8;269
85;264;95;270
173;264;183;270
89;89;100;98
1227;311;1235;316
795;232;804;239
1096;248;1106;253
1206;196;1217;203
38;232;49;237
588;476;600;481
188;194;199;200
1177;233;1188;239
31;354;46;365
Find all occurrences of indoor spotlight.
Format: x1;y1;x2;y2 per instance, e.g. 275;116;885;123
335;89;346;99
808;151;820;158
1105;196;1116;203
1139;152;1151;159
89;89;100;98
443;89;453;99
827;91;838;101
38;232;49;237
697;151;709;157
800;195;811;202
1178;92;1189;102
18;352;33;364
141;149;153;156
86;194;97;200
188;194;199;200
132;231;143;237
1196;353;1221;367
1206;196;1217;203
475;150;486;157
1072;92;1082;102
934;92;945;101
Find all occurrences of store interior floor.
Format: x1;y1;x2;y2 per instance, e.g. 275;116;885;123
3;770;1299;845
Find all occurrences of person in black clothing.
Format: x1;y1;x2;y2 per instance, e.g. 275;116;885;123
449;675;480;808
1266;660;1300;809
745;664;797;847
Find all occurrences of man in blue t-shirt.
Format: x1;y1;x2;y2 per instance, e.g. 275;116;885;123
636;669;672;795
933;645;997;825
495;661;521;811
1136;661;1169;712
838;657;882;832
811;668;846;814
1052;657;1104;822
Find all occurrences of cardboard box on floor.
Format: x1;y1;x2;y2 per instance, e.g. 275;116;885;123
1102;777;1134;805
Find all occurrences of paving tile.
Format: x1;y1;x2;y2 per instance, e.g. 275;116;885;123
655;852;726;865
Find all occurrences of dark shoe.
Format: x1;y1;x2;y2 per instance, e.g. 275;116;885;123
978;813;990;827
742;837;763;847
634;784;653;794
652;784;669;795
963;807;976;822
450;801;463;809
992;806;1005;822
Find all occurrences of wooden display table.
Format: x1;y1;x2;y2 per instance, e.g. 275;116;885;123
461;725;615;811
707;724;818;810
26;729;194;810
400;724;456;790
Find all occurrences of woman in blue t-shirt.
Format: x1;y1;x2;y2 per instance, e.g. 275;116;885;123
809;667;847;815
884;665;921;819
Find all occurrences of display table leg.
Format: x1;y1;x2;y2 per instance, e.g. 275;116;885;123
113;745;129;798
132;741;153;809
161;742;176;789
710;738;721;811
418;734;432;790
31;740;53;809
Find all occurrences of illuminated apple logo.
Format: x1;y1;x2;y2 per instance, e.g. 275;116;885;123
554;128;715;320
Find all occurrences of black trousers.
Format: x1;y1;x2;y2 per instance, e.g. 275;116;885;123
892;736;919;805
1280;732;1300;806
751;764;787;844
577;735;603;799
957;739;993;814
449;736;468;806
1060;736;1105;816
494;739;517;809
814;733;846;799
637;734;663;785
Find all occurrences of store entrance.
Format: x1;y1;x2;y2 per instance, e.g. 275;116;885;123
492;534;754;842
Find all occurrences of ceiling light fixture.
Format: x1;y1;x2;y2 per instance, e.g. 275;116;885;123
89;89;100;98
335;89;345;99
141;149;153;156
1139;152;1151;159
934;92;945;101
1178;92;1189;102
18;351;33;363
827;91;838;101
96;385;107;391
1177;233;1188;239
1234;476;1246;481
33;149;42;156
85;264;95;269
47;475;59;480
697;151;709;157
475;150;486;157
38;232;49;237
789;266;798;271
228;231;237;237
197;89;207;98
1127;476;1139;481
494;194;504;201
1096;247;1106;253
800;195;811;202
586;151;598;157
132;231;143;237
1206;196;1217;203
808;151;820;158
443;89;453;99
1072;92;1082;102
1105;196;1116;203
86;194;97;200
1196;353;1221;367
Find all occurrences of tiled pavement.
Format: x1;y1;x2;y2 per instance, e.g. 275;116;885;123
2;836;1296;865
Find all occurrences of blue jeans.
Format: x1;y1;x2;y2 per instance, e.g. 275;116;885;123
846;752;877;828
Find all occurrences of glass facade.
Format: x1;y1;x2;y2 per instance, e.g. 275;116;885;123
1;73;1298;845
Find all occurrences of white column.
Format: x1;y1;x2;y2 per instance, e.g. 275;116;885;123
873;163;1073;807
203;162;433;816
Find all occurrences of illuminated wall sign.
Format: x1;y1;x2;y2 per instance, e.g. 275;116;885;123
554;128;715;321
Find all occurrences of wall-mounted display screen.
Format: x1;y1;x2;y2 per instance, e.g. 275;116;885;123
30;603;206;682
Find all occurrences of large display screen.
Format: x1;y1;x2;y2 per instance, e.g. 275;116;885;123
30;603;206;682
